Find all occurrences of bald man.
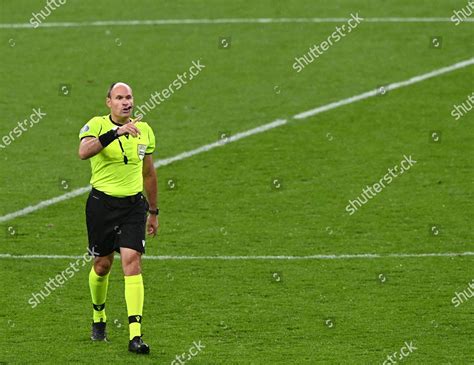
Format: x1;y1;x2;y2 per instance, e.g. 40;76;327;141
78;82;159;354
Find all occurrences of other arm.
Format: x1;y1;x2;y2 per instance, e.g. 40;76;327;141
143;154;159;236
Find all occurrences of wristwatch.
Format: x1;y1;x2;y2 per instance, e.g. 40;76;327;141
148;208;159;215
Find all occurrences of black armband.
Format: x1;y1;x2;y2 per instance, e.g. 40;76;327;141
98;128;118;147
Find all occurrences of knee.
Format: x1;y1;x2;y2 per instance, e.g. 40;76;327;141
123;262;141;276
122;257;141;276
94;260;112;276
120;248;142;276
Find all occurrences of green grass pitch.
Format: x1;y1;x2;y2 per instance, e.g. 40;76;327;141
0;0;473;363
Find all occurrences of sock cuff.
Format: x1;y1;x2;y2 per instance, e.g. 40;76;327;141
128;315;142;324
124;274;143;284
93;303;106;311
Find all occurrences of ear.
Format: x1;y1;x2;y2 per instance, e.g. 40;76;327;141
106;97;111;108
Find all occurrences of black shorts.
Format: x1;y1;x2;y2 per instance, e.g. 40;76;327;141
86;188;149;257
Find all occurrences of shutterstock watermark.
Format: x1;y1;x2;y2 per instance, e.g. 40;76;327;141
382;340;417;364
0;108;47;151
451;278;474;307
346;155;417;215
135;59;206;118
451;0;474;25
451;91;473;120
170;340;205;364
28;247;98;308
29;0;68;28
293;12;364;73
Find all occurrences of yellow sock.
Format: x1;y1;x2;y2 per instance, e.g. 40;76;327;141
89;267;109;323
124;274;144;340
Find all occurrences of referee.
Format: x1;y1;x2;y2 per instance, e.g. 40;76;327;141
78;82;158;354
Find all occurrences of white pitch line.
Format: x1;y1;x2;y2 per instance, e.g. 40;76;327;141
0;252;473;260
0;186;92;223
154;119;287;168
0;58;473;223
294;57;474;119
0;17;473;29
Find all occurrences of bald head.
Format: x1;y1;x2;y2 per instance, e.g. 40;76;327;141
106;82;134;122
107;82;133;98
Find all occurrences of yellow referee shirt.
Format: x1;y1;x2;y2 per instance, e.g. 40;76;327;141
79;115;156;197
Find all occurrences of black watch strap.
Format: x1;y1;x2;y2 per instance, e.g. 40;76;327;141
148;208;159;215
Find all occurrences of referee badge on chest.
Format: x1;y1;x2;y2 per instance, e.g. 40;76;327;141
137;144;147;160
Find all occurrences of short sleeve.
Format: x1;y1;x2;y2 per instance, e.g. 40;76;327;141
79;118;101;140
145;124;156;154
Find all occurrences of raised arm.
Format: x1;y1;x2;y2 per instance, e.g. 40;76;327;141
79;137;104;160
78;118;142;160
